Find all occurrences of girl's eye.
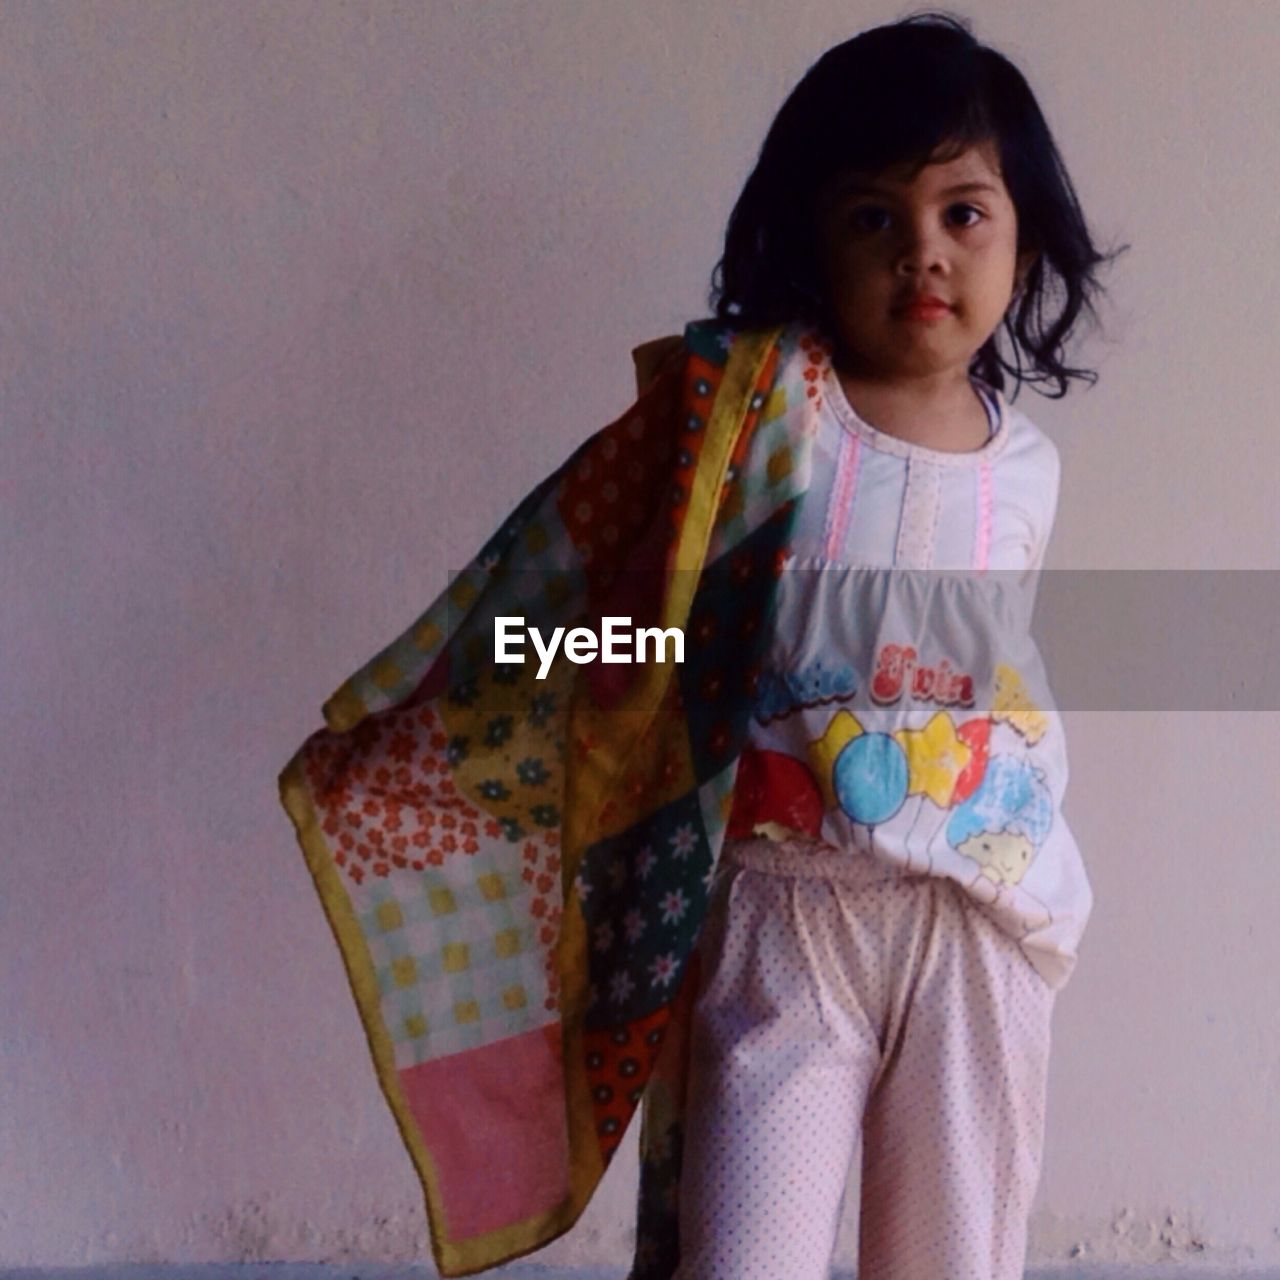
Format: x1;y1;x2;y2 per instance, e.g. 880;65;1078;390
949;203;984;227
847;203;985;232
849;206;891;232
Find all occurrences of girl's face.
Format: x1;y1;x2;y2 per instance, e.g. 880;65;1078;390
812;139;1037;387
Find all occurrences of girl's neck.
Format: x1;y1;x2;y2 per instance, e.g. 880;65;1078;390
832;366;993;453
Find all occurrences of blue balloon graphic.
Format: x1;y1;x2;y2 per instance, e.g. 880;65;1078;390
834;733;908;825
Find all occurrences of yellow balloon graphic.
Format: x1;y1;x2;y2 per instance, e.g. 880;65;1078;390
808;709;864;810
892;711;972;808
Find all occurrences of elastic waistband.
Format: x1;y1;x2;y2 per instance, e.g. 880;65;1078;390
719;835;920;887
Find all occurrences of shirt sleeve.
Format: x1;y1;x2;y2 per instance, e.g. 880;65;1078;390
1027;439;1062;573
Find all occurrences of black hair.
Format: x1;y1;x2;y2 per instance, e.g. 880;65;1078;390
708;9;1129;400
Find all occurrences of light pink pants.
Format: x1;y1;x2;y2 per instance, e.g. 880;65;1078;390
673;836;1056;1280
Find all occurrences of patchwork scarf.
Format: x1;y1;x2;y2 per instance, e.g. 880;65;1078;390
277;317;827;1276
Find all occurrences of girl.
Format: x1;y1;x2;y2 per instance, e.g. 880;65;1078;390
661;11;1126;1280
278;11;1126;1280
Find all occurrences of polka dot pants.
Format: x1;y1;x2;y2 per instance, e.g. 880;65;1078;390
673;836;1056;1280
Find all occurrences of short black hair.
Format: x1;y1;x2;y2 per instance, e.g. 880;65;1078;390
708;10;1129;400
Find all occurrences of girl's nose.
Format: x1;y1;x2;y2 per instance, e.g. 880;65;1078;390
894;220;948;275
896;246;945;278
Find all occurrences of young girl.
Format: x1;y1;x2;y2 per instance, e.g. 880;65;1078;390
660;12;1125;1280
279;11;1125;1280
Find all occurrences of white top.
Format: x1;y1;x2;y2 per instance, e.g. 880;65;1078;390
731;323;1092;989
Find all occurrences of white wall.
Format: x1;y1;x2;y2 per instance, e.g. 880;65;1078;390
3;0;1277;1270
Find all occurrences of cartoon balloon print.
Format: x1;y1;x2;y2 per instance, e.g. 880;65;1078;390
833;732;909;826
727;746;826;839
951;717;992;804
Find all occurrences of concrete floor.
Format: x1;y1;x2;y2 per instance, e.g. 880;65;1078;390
3;1265;1279;1279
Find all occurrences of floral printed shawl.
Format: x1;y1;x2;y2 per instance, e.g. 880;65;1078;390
277;317;821;1277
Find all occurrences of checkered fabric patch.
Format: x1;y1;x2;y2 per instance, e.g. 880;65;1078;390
360;845;557;1068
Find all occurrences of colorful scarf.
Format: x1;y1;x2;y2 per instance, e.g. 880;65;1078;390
277;317;824;1277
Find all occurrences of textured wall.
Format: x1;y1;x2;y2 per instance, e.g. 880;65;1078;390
3;0;1278;1271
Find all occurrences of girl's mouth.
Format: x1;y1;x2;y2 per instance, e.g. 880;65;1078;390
898;303;953;322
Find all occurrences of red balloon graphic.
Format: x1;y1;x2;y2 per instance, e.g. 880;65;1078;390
728;746;826;839
950;717;992;804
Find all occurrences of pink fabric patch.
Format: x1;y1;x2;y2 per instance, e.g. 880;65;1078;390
399;1022;570;1239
